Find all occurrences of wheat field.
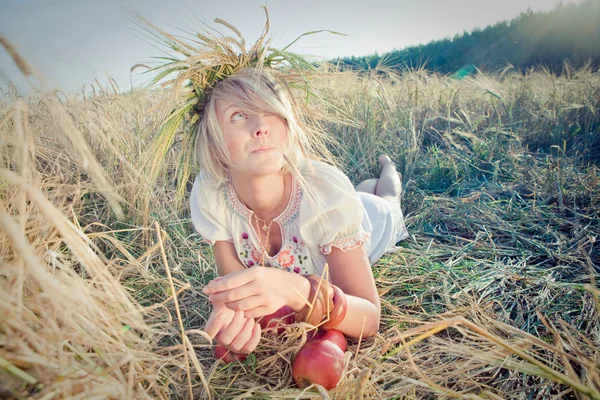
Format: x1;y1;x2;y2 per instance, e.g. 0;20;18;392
1;62;599;399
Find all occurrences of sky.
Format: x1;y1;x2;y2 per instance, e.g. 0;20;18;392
0;0;573;95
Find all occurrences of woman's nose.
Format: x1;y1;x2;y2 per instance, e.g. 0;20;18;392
252;115;269;137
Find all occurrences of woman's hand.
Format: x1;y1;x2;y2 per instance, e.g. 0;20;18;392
202;267;310;318
203;302;261;353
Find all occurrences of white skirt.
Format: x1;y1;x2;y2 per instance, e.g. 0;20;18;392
358;192;409;264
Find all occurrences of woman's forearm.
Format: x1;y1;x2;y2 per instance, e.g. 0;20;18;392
285;273;381;338
330;294;380;338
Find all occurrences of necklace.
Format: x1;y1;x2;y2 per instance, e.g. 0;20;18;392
252;177;287;232
254;209;279;232
253;213;275;266
251;177;287;264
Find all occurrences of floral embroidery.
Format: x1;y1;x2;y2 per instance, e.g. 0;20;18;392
321;227;370;255
291;236;308;265
251;249;262;263
224;173;301;227
229;176;310;273
277;178;302;227
277;249;295;267
224;179;253;222
235;231;309;274
240;232;251;248
239;232;253;262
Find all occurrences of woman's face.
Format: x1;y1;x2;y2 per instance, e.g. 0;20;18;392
217;98;288;178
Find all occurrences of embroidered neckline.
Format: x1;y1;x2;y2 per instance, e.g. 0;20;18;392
224;172;302;227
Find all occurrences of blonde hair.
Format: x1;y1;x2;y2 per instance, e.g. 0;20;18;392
195;68;335;183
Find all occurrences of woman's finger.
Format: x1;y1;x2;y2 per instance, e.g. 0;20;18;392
228;318;256;353
240;323;262;354
220;294;264;312
242;305;272;319
208;282;257;304
215;311;246;346
203;268;259;294
203;305;234;339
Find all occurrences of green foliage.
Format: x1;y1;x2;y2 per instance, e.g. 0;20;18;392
337;0;600;76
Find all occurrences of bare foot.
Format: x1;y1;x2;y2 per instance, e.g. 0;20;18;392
378;155;402;184
378;154;393;167
376;155;402;200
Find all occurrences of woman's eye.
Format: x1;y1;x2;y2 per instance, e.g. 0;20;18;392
231;112;246;121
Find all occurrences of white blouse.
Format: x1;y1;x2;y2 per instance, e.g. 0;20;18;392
190;160;370;277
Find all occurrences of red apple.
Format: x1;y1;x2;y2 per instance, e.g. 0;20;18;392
292;339;345;390
213;344;246;364
308;329;347;352
258;305;295;333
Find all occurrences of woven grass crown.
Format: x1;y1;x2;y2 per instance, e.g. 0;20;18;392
136;7;341;204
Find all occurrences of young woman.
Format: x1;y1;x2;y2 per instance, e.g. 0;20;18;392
190;68;408;355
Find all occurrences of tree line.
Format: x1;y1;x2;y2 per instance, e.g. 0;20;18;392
336;0;600;75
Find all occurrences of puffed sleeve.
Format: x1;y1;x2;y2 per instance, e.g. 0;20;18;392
189;172;232;244
299;161;370;255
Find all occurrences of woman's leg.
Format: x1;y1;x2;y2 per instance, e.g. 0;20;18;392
355;178;379;194
375;155;402;202
355;155;402;200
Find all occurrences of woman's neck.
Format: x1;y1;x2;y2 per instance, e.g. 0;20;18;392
230;172;289;220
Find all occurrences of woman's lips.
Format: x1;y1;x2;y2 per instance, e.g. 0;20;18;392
252;147;274;153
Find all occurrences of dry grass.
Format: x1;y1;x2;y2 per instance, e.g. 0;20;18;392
1;63;599;399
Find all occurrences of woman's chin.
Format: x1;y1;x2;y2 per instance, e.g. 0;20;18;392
235;158;285;178
254;154;285;174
